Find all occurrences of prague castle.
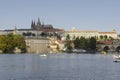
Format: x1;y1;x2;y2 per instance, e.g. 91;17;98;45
63;28;118;40
0;19;119;53
0;18;118;39
31;18;64;32
0;18;64;36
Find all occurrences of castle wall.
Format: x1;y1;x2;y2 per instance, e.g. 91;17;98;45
25;37;50;53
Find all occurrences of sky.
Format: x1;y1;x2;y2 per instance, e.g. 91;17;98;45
0;0;120;33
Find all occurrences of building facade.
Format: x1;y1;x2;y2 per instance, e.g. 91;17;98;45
63;28;118;40
31;18;64;33
25;37;50;53
98;29;117;39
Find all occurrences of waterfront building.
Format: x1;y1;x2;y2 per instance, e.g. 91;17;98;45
62;28;118;40
98;29;118;39
55;40;65;51
49;37;65;52
25;37;50;53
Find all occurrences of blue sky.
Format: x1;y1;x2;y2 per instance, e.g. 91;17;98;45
0;0;120;33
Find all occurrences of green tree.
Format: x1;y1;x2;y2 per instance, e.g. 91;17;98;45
0;33;26;53
65;40;72;51
0;33;14;53
13;34;26;52
73;36;97;51
88;37;96;50
74;36;87;50
79;37;87;49
66;34;70;40
74;37;80;49
0;36;7;53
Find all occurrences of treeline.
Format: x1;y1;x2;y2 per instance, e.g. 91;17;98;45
22;32;61;40
65;36;96;51
0;33;26;53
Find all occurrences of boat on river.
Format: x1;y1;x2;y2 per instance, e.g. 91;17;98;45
113;60;120;62
113;55;120;59
72;49;86;53
113;54;120;63
40;54;47;57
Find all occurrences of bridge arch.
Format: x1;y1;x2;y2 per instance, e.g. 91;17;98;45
103;46;110;51
116;46;120;52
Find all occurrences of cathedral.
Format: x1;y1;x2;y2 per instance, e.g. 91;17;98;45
31;18;64;32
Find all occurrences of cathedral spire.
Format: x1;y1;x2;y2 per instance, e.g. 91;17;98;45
38;18;40;23
31;20;36;29
36;18;41;30
37;18;41;25
31;20;34;29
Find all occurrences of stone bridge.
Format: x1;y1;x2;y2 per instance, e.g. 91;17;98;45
97;44;120;52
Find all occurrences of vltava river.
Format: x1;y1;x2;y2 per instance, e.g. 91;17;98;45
0;53;120;80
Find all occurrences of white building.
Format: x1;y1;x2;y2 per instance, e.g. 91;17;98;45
0;29;43;36
98;29;118;39
62;28;118;40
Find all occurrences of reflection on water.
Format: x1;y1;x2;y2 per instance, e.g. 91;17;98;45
0;53;120;80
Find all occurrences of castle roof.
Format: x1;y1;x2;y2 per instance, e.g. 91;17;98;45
99;32;117;34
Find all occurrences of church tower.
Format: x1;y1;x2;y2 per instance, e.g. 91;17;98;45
31;20;34;29
36;18;42;30
31;20;36;29
13;26;17;35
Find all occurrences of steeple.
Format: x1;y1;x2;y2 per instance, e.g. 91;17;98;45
13;26;17;34
36;18;41;30
37;18;41;27
31;20;34;29
38;18;40;23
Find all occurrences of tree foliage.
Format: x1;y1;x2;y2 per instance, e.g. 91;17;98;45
14;34;26;52
66;34;70;40
65;40;72;50
73;37;96;51
0;33;26;53
87;37;96;50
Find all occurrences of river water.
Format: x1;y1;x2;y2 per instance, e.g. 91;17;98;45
0;53;120;80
